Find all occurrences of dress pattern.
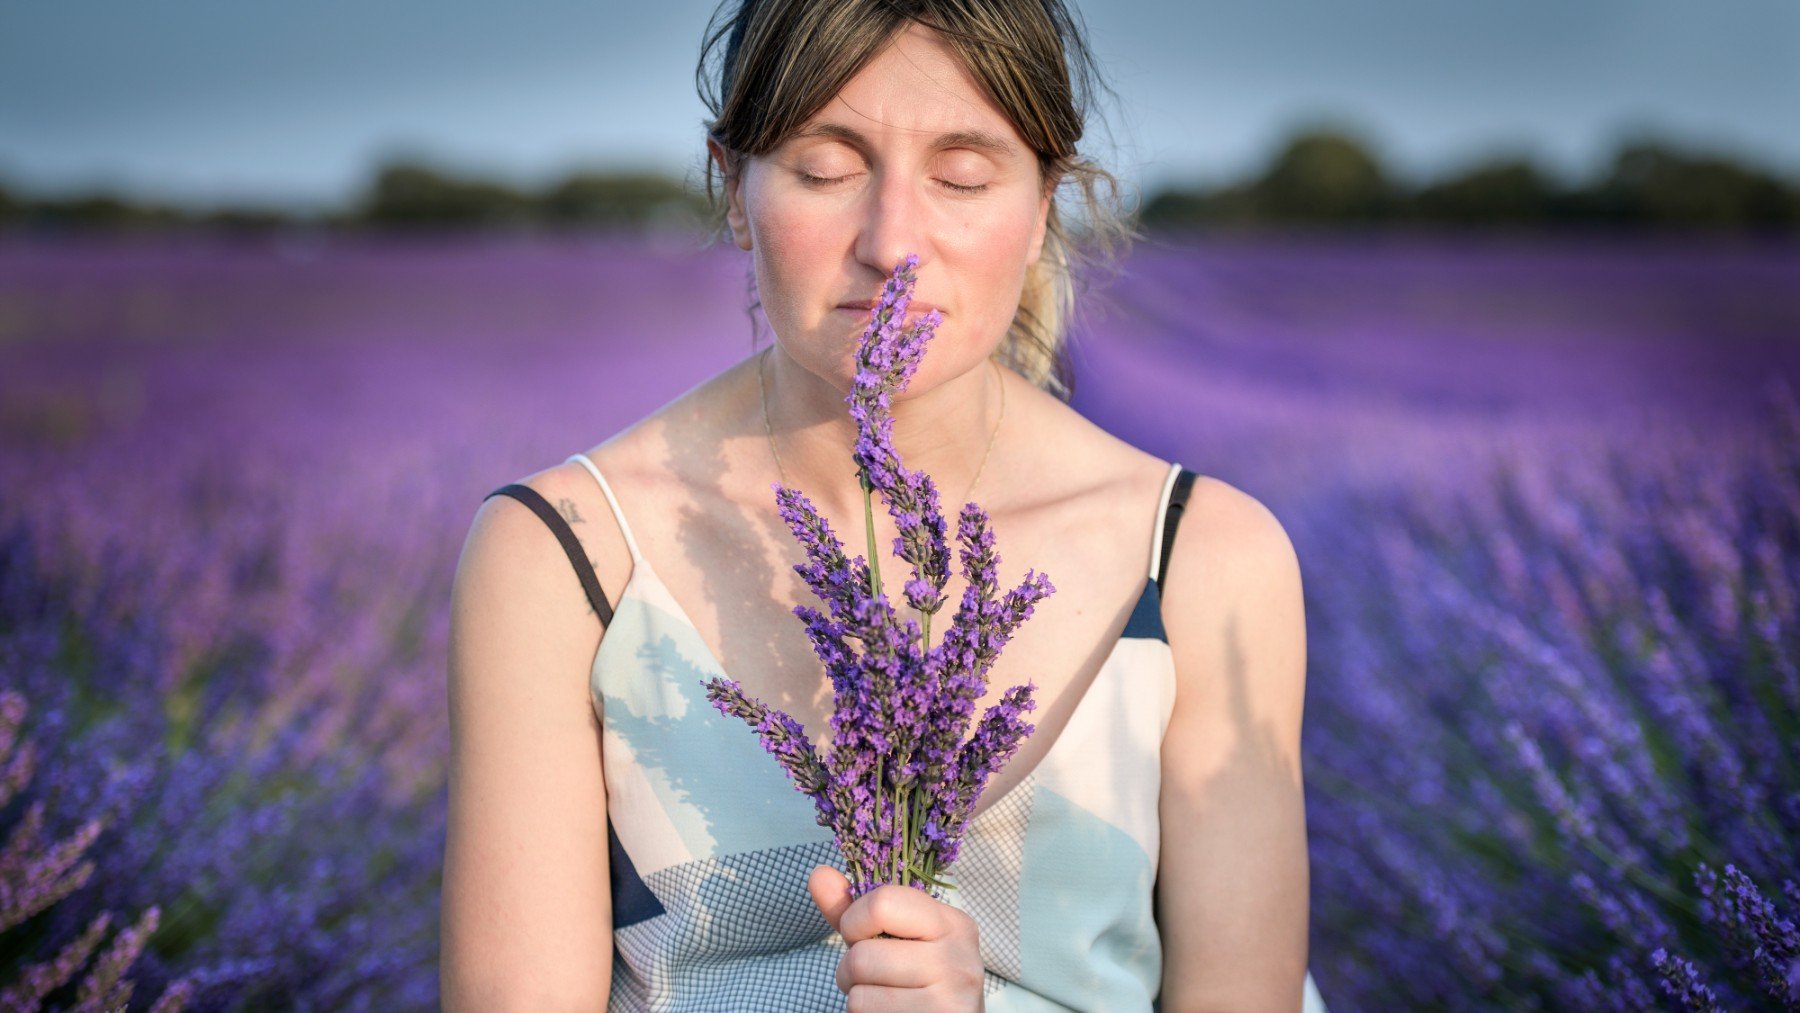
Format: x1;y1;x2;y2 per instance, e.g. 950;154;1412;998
483;455;1331;1011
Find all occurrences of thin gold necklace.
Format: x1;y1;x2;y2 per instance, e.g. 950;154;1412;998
757;344;1005;505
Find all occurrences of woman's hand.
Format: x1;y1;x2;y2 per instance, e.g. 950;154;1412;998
808;864;986;1011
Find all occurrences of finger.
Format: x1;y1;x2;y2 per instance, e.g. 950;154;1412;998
835;936;935;993
845;983;932;1013
838;883;949;945
807;864;853;934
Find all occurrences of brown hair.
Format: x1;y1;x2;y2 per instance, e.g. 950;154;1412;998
695;0;1138;401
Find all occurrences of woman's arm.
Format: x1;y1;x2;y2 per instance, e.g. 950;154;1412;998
1155;479;1311;1012
440;485;614;1010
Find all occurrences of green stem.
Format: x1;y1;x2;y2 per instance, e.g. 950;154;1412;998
908;861;958;891
906;793;955;893
897;781;908;886
909;787;922;890
861;468;881;601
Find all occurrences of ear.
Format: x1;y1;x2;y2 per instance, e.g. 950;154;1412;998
707;137;753;251
1026;184;1052;265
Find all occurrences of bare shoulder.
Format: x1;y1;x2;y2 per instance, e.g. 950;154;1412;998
999;371;1172;519
463;468;603;614
461;465;602;628
450;454;622;729
1167;476;1302;598
1159;473;1307;742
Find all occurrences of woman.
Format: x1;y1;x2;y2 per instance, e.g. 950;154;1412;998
441;0;1324;1009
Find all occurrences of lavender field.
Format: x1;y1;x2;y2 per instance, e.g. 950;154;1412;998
2;229;1797;1010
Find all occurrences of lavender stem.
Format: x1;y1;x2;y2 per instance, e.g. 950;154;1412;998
861;467;881;601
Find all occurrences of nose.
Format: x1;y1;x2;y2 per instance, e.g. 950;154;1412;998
852;169;931;281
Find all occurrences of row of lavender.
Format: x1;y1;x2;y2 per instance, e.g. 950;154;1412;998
0;232;1796;1008
1084;236;1800;1008
1293;397;1800;1007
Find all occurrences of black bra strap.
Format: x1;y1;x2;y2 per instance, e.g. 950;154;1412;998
483;483;615;627
1155;469;1198;588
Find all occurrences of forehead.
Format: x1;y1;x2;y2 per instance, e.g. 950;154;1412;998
790;21;1027;155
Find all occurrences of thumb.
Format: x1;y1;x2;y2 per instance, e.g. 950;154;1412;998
807;864;853;934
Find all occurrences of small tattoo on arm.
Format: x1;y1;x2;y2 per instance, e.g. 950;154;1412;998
557;498;586;525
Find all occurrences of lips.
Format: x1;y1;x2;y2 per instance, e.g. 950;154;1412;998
837;299;944;317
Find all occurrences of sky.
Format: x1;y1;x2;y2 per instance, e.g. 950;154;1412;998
1;0;1796;210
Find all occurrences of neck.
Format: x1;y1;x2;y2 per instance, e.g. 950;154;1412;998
757;344;1001;521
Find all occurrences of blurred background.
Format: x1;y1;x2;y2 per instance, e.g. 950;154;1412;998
2;0;1797;1009
4;0;1800;232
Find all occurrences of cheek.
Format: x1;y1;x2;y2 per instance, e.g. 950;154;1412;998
747;199;835;330
950;201;1042;333
978;192;1044;261
745;170;839;259
744;193;869;382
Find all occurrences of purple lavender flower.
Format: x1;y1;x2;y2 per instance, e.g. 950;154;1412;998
0;690;194;1012
703;253;1050;900
1692;862;1800;1004
1649;947;1726;1012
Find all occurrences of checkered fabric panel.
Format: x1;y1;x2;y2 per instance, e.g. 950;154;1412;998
950;771;1039;984
610;838;851;1009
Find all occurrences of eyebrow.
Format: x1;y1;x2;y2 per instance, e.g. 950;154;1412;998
788;121;1020;157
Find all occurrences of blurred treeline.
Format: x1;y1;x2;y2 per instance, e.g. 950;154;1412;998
1145;128;1800;231
2;124;1796;234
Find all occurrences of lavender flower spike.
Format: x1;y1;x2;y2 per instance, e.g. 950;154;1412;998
848;254;953;618
701;677;838;832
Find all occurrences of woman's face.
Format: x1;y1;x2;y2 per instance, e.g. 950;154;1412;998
711;21;1052;396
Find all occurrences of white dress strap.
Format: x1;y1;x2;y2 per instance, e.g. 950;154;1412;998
1147;461;1183;581
566;452;644;564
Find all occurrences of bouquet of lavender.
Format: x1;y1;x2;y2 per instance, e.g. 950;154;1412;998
702;253;1055;902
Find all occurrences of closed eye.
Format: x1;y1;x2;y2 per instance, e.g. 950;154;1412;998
797;172;989;195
